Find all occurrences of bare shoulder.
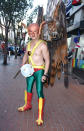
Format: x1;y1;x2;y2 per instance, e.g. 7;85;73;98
40;40;48;50
41;40;47;45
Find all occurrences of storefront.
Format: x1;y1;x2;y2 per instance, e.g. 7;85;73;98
71;35;84;81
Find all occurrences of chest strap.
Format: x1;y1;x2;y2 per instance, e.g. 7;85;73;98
27;40;45;69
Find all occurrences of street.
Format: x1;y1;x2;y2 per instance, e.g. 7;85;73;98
0;56;84;131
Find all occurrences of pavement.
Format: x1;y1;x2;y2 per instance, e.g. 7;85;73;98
0;56;84;131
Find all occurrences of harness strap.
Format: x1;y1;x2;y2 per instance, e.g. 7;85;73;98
27;40;45;69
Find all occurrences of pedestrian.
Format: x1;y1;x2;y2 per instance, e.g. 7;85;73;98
18;22;50;126
8;50;11;60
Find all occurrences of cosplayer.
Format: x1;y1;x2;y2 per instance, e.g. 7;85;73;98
18;22;50;126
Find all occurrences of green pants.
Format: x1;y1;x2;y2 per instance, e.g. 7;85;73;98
26;70;44;98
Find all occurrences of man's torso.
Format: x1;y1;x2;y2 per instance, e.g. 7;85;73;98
27;40;46;66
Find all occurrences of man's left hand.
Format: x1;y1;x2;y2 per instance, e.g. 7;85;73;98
42;75;47;83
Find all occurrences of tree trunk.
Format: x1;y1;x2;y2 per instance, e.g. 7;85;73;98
13;27;17;59
3;26;8;65
15;38;17;59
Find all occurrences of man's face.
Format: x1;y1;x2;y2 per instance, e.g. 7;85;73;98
28;24;39;40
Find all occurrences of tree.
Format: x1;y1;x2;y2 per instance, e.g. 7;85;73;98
0;0;33;64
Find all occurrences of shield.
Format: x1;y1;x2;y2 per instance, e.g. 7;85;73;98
21;64;34;78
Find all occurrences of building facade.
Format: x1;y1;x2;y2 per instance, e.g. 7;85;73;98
66;1;84;81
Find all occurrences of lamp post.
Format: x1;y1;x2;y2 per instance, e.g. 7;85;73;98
14;25;21;59
14;28;18;59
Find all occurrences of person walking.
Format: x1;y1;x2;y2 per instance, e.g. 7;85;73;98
18;23;50;126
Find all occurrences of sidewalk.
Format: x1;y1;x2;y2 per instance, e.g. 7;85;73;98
0;56;84;131
72;68;84;84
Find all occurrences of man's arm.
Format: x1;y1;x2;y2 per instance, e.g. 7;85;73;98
22;47;28;66
42;42;50;75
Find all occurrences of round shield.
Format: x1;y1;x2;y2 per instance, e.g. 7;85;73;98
21;64;34;77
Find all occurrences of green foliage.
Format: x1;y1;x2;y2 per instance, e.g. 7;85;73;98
0;0;33;26
0;0;34;64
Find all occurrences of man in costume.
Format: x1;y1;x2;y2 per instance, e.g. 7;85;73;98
18;23;50;126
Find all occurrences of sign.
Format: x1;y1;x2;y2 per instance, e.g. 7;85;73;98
72;0;81;5
66;0;72;14
74;36;80;48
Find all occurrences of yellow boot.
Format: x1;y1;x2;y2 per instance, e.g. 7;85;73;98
18;90;32;112
36;98;45;126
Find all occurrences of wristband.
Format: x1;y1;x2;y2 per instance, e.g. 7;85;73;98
43;74;48;78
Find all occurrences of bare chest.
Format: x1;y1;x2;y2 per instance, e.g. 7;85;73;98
30;44;42;56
